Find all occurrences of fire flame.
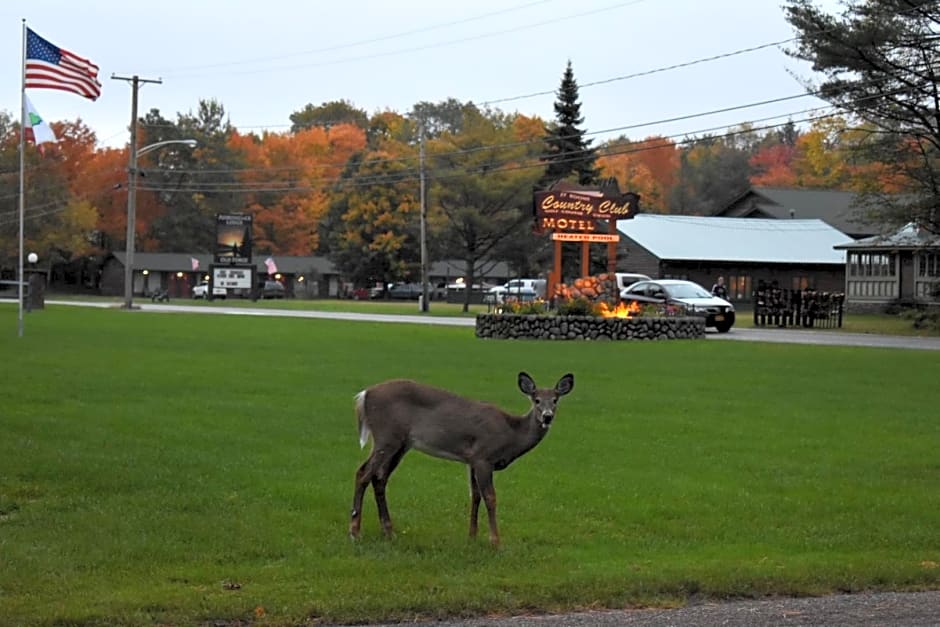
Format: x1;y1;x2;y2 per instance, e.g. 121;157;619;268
598;300;641;318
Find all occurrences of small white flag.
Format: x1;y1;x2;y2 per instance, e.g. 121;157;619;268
24;96;57;151
265;257;277;274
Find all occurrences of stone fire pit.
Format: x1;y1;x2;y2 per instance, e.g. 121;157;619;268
475;314;705;341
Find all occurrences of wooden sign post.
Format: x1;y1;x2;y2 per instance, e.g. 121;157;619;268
534;183;639;302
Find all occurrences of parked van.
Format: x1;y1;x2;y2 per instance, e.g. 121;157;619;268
615;272;651;293
486;278;546;303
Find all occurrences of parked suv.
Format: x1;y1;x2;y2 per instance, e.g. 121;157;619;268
192;280;226;299
486;278;546;304
387;283;424;300
615;272;651;293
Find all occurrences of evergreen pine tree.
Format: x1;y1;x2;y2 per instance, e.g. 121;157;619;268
538;61;599;189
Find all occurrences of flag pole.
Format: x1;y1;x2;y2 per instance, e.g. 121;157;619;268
18;19;27;337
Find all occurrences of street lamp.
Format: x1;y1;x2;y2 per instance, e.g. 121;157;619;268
123;138;197;309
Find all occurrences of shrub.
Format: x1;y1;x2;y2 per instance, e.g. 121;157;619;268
556;297;599;317
896;305;940;332
504;298;548;315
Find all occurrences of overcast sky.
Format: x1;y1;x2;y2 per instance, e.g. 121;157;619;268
4;0;842;149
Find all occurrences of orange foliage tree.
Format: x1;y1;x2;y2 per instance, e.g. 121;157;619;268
749;143;798;187
0;119;102;266
598;136;678;213
232;123;367;255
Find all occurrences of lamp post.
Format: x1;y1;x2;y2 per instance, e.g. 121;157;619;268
122;138;197;310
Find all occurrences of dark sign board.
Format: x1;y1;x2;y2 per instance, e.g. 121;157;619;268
534;189;639;222
534;190;640;233
215;213;253;265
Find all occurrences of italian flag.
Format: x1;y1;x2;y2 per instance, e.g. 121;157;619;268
24;95;57;152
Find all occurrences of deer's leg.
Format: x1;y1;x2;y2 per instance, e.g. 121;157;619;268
472;464;499;547
468;466;482;538
372;446;406;538
349;456;375;539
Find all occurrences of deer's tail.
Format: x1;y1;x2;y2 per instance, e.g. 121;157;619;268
354;389;371;449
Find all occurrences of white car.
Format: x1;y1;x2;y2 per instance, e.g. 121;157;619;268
192;281;226;299
620;279;735;332
486;278;546;304
614;272;651;292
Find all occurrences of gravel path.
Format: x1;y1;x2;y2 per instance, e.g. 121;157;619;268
362;591;940;627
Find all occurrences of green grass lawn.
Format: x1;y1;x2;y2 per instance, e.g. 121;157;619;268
1;304;939;626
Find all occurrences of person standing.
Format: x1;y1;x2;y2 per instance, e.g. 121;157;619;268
711;276;728;299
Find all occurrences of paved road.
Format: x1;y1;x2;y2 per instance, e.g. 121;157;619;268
362;591;940;627
47;300;940;351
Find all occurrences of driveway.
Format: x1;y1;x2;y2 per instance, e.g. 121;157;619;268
47;300;940;351
360;590;940;627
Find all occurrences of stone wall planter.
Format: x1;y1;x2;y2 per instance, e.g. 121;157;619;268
475;314;706;341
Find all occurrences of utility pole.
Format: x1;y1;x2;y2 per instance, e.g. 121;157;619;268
112;74;162;310
419;122;429;313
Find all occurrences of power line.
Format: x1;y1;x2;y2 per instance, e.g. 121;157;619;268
130;107;841;195
135;34;801;135
482;38;797;106
123;0;932;138
159;1;650;79
152;0;561;74
2;68;914;209
128;84;858;179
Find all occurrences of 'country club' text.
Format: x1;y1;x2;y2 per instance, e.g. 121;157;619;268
536;192;636;220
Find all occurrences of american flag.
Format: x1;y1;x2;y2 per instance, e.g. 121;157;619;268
191;257;200;271
265;257;278;274
25;28;101;101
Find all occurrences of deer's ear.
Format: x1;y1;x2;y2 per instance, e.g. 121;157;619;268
555;373;574;396
518;372;536;395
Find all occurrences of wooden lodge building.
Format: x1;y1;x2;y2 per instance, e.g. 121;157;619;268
615;214;854;303
835;223;940;310
100;253;511;300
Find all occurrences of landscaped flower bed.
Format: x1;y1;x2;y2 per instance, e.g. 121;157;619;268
475;313;705;340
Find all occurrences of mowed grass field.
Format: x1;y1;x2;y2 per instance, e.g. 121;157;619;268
1;304;939;626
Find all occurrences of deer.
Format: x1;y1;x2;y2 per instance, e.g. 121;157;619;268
348;372;574;547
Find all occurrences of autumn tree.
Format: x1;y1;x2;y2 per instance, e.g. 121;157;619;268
0;113;98;276
290;100;369;133
430;107;542;311
140;100;243;252
0;111;23;272
749;142;798;187
490;114;554;276
785;0;940;232
669;135;751;214
322;145;422;291
790;117;852;188
366;111;415;149
410;98;475;138
538;61;599;189
598;136;678;213
233;123;366;255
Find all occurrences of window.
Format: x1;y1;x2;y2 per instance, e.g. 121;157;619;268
727;275;751;300
919;252;940;277
791;276;810;290
849;252;895;277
